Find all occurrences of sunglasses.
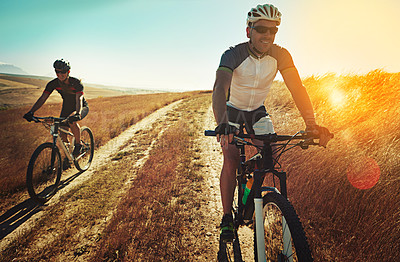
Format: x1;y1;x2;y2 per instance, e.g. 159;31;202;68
55;69;68;74
250;26;278;35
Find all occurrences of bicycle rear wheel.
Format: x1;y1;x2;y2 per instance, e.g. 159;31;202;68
26;143;62;204
74;126;94;172
254;192;313;262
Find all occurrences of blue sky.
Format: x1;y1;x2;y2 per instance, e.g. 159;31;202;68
1;0;400;91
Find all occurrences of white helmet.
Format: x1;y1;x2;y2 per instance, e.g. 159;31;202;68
247;4;282;26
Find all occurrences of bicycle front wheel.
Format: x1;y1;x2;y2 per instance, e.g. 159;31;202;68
254;192;313;262
26;143;62;204
74;126;94;172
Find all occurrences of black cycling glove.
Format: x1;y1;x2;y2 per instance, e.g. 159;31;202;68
306;125;333;138
215;123;238;135
23;111;34;122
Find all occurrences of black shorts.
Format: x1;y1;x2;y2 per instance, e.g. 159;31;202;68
60;100;89;127
227;105;269;134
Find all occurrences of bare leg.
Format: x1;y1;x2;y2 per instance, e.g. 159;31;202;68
60;127;69;143
70;122;81;145
220;144;240;215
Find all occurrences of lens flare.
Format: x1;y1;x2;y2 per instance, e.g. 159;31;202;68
346;156;380;189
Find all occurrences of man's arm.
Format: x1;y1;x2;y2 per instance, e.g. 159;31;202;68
29;92;50;113
212;70;232;124
281;67;317;127
212;70;233;147
281;67;332;146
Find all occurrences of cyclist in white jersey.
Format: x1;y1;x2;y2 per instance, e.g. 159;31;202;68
212;4;332;241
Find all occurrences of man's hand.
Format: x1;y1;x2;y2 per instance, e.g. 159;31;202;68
215;123;238;148
68;113;81;123
306;125;333;147
23;111;34;122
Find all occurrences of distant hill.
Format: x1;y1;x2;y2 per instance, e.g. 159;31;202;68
0;73;166;109
0;62;28;75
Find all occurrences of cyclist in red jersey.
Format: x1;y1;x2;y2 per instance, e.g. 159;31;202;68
212;4;332;241
23;59;89;157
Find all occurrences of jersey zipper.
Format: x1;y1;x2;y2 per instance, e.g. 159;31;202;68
248;57;261;111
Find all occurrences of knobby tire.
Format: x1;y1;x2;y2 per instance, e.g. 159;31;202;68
26;142;62;204
254;192;313;262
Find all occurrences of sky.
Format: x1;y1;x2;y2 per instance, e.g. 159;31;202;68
1;0;400;91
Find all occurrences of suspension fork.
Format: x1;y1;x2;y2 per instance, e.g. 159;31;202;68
253;169;267;262
50;123;60;169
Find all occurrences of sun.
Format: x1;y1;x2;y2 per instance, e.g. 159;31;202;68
329;89;346;108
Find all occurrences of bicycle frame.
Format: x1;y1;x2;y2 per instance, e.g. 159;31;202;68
236;137;290;218
236;140;288;262
40;117;77;161
56;127;75;161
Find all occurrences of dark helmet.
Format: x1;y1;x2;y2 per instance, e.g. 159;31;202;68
53;59;71;71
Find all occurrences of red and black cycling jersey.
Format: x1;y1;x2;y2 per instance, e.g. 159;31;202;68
44;76;87;107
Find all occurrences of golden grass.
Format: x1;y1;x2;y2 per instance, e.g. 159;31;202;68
266;70;400;261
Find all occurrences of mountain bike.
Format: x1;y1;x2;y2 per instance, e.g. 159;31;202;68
205;130;330;262
26;116;94;204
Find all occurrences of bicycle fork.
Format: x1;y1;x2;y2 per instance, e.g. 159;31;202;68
50;126;60;171
254;169;293;262
253;170;267;262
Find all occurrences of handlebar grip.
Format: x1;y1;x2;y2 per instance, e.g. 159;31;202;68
204;130;216;136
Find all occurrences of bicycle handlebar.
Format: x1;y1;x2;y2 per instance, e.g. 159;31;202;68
204;129;325;149
31;116;68;124
204;130;315;142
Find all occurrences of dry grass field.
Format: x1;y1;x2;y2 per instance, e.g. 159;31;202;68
0;70;399;261
265;70;400;261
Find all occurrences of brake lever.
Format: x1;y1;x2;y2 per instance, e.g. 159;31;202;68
32;116;40;123
299;138;319;150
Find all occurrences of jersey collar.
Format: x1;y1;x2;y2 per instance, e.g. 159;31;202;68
247;42;269;59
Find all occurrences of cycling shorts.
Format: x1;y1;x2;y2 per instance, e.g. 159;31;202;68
227;105;275;135
60;101;89;127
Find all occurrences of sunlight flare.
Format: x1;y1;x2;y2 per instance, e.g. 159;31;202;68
346;156;380;190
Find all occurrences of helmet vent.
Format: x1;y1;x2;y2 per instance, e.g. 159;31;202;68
258;7;266;16
249;11;261;18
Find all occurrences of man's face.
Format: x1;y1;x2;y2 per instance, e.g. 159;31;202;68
55;70;70;82
246;19;278;54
